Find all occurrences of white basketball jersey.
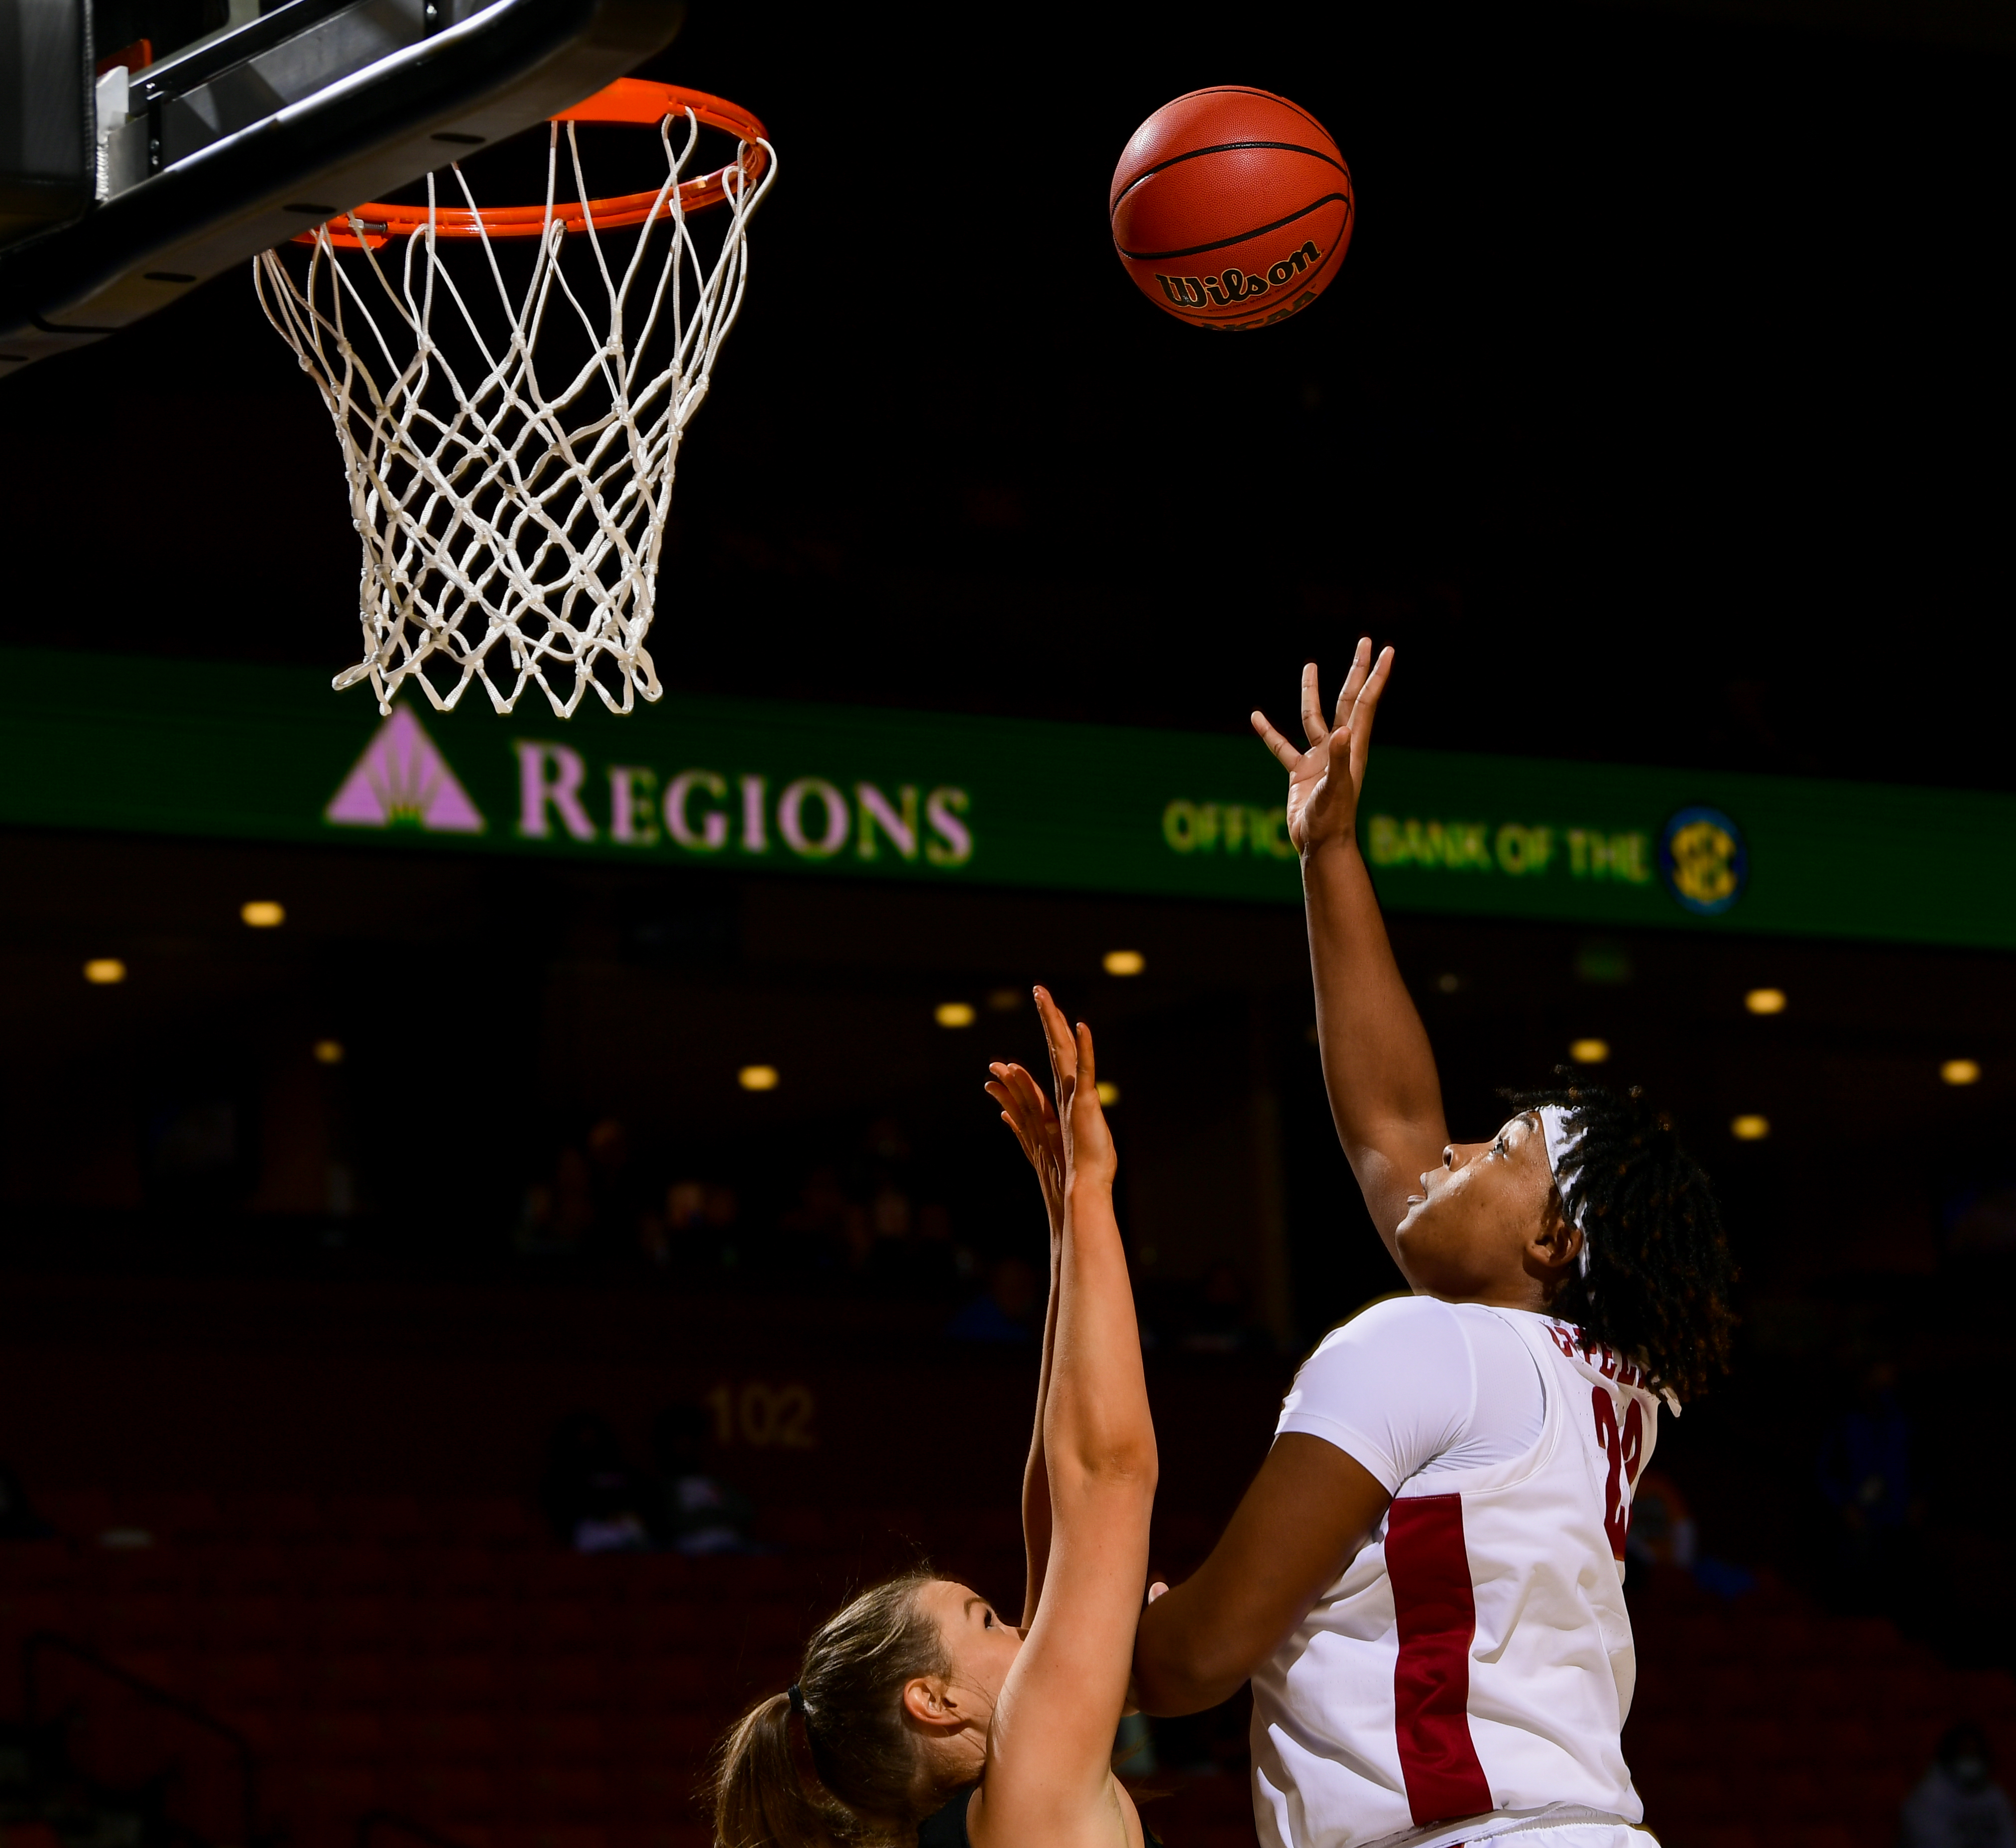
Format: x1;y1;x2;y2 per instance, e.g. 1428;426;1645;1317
1251;1309;1663;1848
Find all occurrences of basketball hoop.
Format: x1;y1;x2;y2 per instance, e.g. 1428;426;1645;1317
254;80;776;718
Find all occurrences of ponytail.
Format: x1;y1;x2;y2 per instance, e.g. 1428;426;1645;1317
713;1691;849;1848
710;1571;952;1848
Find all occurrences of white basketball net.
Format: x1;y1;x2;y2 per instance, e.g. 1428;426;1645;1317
254;114;775;717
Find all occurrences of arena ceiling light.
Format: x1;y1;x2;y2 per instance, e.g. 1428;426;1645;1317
241;901;286;927
738;1065;780;1092
1730;1114;1771;1141
1941;1059;1982;1086
83;958;126;985
1569;1038;1609;1064
1103;949;1146;976
314;1040;345;1065
1096;1082;1121;1106
1744;988;1787;1015
935;1002;976;1029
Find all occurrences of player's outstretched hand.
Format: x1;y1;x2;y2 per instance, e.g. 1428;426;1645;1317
1250;639;1394;855
1033;984;1118;1192
986;1055;1065;1238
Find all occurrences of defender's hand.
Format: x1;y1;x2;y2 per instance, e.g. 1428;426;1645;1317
1250;640;1394;856
1032;985;1117;1192
986;1057;1066;1238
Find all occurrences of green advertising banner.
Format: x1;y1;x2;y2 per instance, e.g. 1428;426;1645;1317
1;648;2012;950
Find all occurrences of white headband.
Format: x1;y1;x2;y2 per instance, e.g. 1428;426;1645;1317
1536;1104;1592;1279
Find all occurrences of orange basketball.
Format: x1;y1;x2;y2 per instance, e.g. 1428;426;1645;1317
1109;86;1353;332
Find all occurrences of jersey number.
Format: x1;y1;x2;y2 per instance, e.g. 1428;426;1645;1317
1591;1387;1644;1560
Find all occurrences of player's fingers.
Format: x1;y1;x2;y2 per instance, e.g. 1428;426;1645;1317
1334;635;1371;724
1346;647;1396;781
1299;661;1329;745
1251;710;1305;771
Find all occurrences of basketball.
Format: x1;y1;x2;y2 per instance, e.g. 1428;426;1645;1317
1109;86;1353;332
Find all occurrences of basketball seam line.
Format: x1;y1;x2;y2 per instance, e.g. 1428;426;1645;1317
1143;86;1333;140
1148;210;1349;321
1110;140;1349;211
1117;192;1352;265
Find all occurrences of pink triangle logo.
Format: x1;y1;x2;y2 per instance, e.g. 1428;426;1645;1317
325;706;485;833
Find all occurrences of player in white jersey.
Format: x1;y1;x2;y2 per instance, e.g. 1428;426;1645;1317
1130;645;1737;1848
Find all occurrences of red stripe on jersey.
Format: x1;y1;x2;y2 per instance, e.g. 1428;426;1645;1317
1387;1493;1492;1826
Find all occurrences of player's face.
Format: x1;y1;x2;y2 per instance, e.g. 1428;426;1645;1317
1395;1112;1572;1302
921;1577;1023;1717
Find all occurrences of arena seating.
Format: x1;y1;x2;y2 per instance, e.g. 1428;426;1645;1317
1626;1567;2016;1848
1;1491;2011;1848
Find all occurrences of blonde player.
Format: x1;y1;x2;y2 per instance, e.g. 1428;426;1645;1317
1131;645;1737;1848
714;988;1161;1848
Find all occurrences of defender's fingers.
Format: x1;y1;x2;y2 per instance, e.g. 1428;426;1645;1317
1298;661;1329;745
1033;987;1077;1092
1074;1020;1097;1090
1251;710;1305;772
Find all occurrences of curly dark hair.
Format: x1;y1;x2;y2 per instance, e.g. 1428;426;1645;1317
1502;1076;1737;1403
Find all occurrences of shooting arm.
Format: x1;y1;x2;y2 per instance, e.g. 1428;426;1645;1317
1254;647;1449;1269
1304;830;1449;1259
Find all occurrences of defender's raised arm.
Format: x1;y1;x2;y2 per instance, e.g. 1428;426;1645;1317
1251;644;1448;1267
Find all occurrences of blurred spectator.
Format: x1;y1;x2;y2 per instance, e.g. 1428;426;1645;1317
587;1118;652;1260
657;1178;740;1272
948;1256;1043;1342
539;1411;655;1553
1818;1360;1916;1610
0;1464;54;1540
553;1147;595;1247
650;1403;759;1555
780;1166;850;1273
907;1201;965;1298
1900;1724;2016;1848
1626;1471;1698;1572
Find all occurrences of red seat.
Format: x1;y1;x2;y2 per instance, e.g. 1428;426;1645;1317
503;1763;613;1822
394;1763;501;1817
396;1711;500;1760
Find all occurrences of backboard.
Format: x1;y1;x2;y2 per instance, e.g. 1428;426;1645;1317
0;0;686;374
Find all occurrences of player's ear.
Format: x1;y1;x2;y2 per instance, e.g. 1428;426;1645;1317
902;1675;958;1729
1527;1191;1580;1275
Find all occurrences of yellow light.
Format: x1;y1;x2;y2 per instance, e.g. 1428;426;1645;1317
935;1002;976;1029
83;958;126;985
986;988;1022;1012
1745;988;1787;1015
240;900;285;928
1103;949;1146;977
313;1040;345;1065
1941;1058;1981;1087
738;1064;780;1092
1569;1038;1609;1064
1731;1114;1770;1141
1096;1081;1121;1106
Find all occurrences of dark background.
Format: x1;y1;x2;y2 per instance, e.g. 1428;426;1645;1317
1;14;2015;1837
2;1;2010;785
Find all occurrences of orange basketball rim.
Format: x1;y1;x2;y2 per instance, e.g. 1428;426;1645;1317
299;79;770;248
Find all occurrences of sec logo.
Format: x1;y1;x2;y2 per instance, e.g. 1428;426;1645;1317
1660;807;1747;916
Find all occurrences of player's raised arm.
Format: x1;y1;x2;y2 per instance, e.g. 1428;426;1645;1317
1252;644;1448;1267
983;1052;1067;1629
970;989;1157;1848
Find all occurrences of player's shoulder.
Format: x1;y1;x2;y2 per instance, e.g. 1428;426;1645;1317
1304;1290;1462;1362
